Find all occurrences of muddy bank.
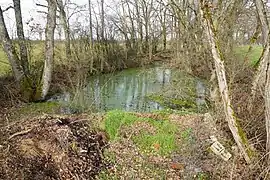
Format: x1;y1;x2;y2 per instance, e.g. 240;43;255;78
0;114;108;179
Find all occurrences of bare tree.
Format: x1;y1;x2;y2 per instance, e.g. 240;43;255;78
13;0;29;75
41;0;57;99
57;0;71;59
0;6;23;81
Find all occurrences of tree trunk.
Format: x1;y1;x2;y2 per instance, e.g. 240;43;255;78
88;0;94;73
41;0;57;99
250;0;270;108
200;0;252;164
135;1;143;55
57;0;71;59
13;0;29;75
255;0;269;46
0;6;23;81
88;0;93;45
253;0;270;162
100;0;105;72
100;0;105;41
126;1;136;48
265;62;270;161
162;9;167;51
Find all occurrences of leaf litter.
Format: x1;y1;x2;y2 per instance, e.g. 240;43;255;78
0;114;108;180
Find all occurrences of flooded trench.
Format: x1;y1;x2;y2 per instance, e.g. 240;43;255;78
56;66;206;113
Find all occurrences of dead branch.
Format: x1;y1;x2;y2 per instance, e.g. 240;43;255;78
9;129;32;140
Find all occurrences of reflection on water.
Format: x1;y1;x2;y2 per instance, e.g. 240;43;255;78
84;67;172;112
59;67;206;113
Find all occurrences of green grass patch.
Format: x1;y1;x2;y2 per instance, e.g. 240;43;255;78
0;42;67;77
133;117;178;155
133;131;177;155
104;110;178;156
105;110;138;140
0;47;11;76
234;45;263;66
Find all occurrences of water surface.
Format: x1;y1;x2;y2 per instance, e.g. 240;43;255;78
60;67;206;113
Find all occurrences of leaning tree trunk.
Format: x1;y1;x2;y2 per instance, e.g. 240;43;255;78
200;0;252;163
13;0;29;75
250;0;270;109
41;0;57;99
253;0;270;162
0;6;23;81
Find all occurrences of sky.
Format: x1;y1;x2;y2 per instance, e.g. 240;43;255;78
0;0;90;39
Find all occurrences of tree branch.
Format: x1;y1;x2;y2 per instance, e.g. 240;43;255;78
36;3;48;8
36;3;60;12
37;10;60;19
3;6;13;12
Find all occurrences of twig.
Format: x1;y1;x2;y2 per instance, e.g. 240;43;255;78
3;6;13;12
36;3;47;8
127;130;135;141
9;129;32;140
69;119;89;124
36;3;60;12
37;10;48;14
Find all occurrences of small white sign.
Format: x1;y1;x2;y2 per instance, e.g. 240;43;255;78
210;140;232;161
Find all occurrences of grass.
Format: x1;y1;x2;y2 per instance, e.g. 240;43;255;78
104;110;138;140
9;102;60;120
181;127;195;143
101;110;218;179
133;119;178;155
0;41;70;76
234;45;263;66
0;47;11;76
104;110;178;156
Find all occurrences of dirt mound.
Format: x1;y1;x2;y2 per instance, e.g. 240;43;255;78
0;114;108;179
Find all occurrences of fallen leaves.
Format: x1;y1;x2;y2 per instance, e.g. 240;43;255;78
170;162;185;171
153;143;161;150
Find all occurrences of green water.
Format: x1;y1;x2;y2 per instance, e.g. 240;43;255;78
59;67;206;113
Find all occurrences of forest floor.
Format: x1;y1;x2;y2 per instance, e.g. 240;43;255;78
0;107;253;179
